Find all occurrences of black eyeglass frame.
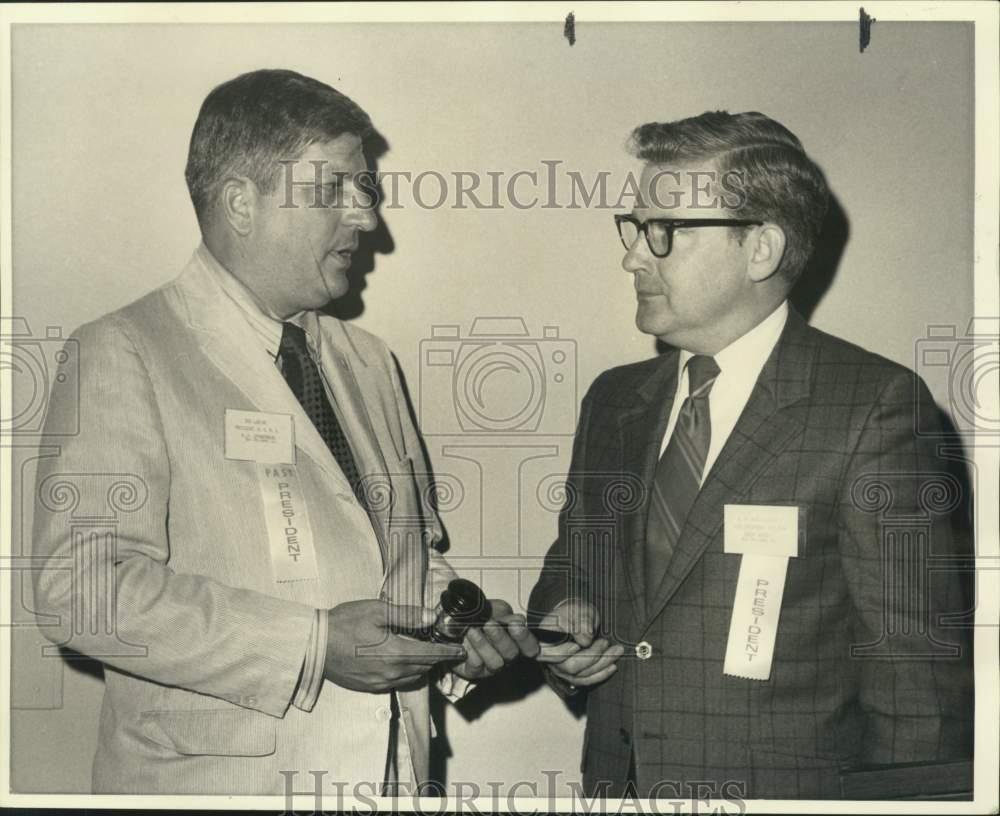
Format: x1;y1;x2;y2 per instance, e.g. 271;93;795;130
614;214;764;258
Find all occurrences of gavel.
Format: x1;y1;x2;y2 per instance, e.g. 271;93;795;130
429;578;572;646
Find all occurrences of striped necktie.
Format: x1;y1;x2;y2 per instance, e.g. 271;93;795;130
644;354;720;599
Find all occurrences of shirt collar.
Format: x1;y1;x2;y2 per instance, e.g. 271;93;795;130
196;243;318;360
677;300;789;392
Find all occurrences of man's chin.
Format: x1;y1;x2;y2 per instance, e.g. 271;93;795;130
635;306;670;339
320;268;351;302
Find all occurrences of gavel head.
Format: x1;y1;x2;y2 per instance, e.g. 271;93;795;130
432;578;493;643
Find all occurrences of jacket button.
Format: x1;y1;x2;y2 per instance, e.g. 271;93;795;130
635;641;653;660
619;728;630;745
375;706;391;723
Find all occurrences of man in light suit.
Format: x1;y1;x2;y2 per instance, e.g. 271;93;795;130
529;111;973;799
32;68;538;795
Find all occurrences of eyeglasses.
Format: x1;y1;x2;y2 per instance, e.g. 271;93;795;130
614;214;763;258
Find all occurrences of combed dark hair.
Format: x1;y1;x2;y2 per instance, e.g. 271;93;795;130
628;111;829;283
184;69;373;226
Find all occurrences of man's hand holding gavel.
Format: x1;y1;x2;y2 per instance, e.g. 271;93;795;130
323;580;542;692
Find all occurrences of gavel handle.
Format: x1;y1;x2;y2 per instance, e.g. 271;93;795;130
525;623;573;646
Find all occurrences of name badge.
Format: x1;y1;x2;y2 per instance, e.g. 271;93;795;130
225;409;295;464
723;504;801;681
258;464;319;583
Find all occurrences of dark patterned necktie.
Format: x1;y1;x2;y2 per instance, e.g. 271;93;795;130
278;322;364;502
644;354;720;599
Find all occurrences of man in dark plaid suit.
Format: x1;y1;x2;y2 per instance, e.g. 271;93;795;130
528;111;973;800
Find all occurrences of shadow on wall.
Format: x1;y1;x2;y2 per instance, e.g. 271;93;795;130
789;192;849;323
59;647;105;682
324;129;395;323
654;191;850;355
429;659;589;785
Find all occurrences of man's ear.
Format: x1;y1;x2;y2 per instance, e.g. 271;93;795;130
746;223;786;283
220;177;256;237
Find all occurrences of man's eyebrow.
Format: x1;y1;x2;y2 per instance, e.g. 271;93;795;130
321;164;369;183
317;170;352;184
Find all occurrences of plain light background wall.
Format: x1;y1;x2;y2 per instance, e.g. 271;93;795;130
9;21;974;794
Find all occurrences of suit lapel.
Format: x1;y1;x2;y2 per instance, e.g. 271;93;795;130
314;319;397;565
642;308;817;627
173;254;353;493
616;352;679;634
314;320;391;490
317;319;431;606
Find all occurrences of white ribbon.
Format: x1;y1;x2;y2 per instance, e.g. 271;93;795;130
723;504;800;681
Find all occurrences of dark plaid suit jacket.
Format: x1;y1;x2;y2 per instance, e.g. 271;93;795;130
529;307;973;800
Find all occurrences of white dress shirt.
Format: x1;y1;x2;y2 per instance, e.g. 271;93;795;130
661;301;789;484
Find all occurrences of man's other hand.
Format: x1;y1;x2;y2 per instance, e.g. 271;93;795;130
451;599;540;681
544;637;624;687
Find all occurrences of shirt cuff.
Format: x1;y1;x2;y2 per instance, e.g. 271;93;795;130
543;666;581;699
436;670;475;703
292;609;327;712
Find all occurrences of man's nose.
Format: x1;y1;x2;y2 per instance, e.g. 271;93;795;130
346;189;378;232
621;236;648;275
352;205;378;233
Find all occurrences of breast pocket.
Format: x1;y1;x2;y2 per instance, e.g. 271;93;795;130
138;709;277;757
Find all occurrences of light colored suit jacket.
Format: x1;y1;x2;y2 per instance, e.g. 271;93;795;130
31;250;456;794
